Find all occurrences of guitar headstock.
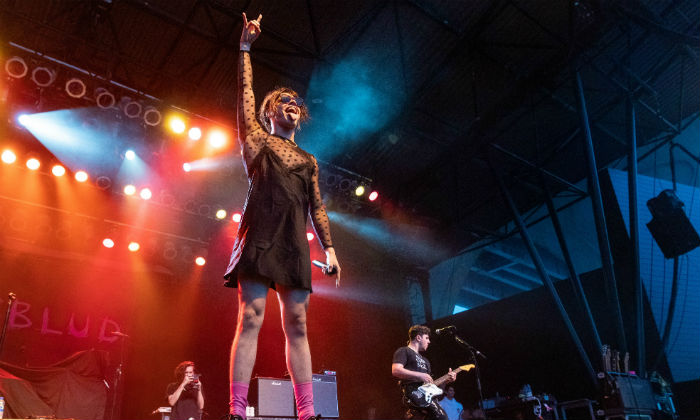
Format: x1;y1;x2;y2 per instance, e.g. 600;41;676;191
458;364;475;372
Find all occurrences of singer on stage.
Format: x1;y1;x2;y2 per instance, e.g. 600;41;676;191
223;12;341;420
166;361;204;420
392;325;456;420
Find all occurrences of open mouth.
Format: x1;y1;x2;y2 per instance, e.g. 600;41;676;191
286;106;299;116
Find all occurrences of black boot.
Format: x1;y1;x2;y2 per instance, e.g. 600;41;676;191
221;414;244;420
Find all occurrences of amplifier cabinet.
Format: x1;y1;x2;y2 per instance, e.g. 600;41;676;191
250;377;295;417
249;375;339;418
312;374;339;418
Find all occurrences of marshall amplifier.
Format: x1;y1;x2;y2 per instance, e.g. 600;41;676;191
250;377;295;417
312;374;339;418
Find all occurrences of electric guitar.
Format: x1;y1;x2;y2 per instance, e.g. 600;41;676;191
404;364;475;408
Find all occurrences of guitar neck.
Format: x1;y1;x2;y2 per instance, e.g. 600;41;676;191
433;367;463;387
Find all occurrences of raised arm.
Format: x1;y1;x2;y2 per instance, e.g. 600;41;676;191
238;13;265;162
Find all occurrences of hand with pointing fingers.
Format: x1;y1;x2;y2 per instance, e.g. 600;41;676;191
240;12;262;50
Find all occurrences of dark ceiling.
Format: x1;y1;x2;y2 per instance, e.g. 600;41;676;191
1;0;698;258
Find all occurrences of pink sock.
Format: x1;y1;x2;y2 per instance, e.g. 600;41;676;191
230;381;249;417
294;381;315;420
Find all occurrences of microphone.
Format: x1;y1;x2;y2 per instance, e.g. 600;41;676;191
312;260;337;275
434;325;456;336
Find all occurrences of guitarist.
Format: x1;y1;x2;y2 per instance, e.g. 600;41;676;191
392;325;456;420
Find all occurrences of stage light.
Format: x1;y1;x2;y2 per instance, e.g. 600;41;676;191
216;209;227;219
26;158;40;170
188;127;202;141
143;107;162;126
75;171;89;182
338;178;352;192
102;238;115;248
140;188;152;200
195;256;206;266
125;149;136;160
96;176;112;190
123;184;136;195
183;162;191;172
95;88;116;109
31;67;56;87
169;117;186;134
232;212;242;223
1;150;16;164
65;78;86;98
51;164;66;177
5;56;28;79
17;114;30;126
355;185;365;196
306;232;314;241
369;191;379;201
120;97;142;118
208;130;227;148
128;241;140;252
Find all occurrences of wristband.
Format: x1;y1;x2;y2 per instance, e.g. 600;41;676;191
240;44;251;52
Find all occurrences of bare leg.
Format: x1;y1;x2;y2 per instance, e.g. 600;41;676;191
276;284;315;420
229;275;269;415
276;284;312;383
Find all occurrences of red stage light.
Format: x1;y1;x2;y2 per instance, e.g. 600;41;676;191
102;238;115;248
128;242;140;252
188;127;202;141
26;158;40;170
183;162;192;172
195;256;206;266
208;130;227;148
216;209;227;219
306;232;314;241
51;164;66;177
368;191;379;201
232;212;242;223
1;150;16;164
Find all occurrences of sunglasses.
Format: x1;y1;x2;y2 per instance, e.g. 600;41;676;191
278;94;304;106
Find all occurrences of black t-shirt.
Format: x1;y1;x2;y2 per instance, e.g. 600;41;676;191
166;382;201;420
392;346;432;391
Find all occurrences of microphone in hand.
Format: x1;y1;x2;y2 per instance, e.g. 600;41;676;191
312;260;337;275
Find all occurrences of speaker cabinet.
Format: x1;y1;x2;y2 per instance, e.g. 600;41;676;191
646;189;700;258
312;374;339;418
614;376;656;411
601;374;656;412
249;375;339;418
250;377;295;417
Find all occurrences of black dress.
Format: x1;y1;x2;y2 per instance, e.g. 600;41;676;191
224;50;333;291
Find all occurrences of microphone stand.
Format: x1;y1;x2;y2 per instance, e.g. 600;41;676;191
452;334;487;411
0;292;17;360
110;333;128;420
